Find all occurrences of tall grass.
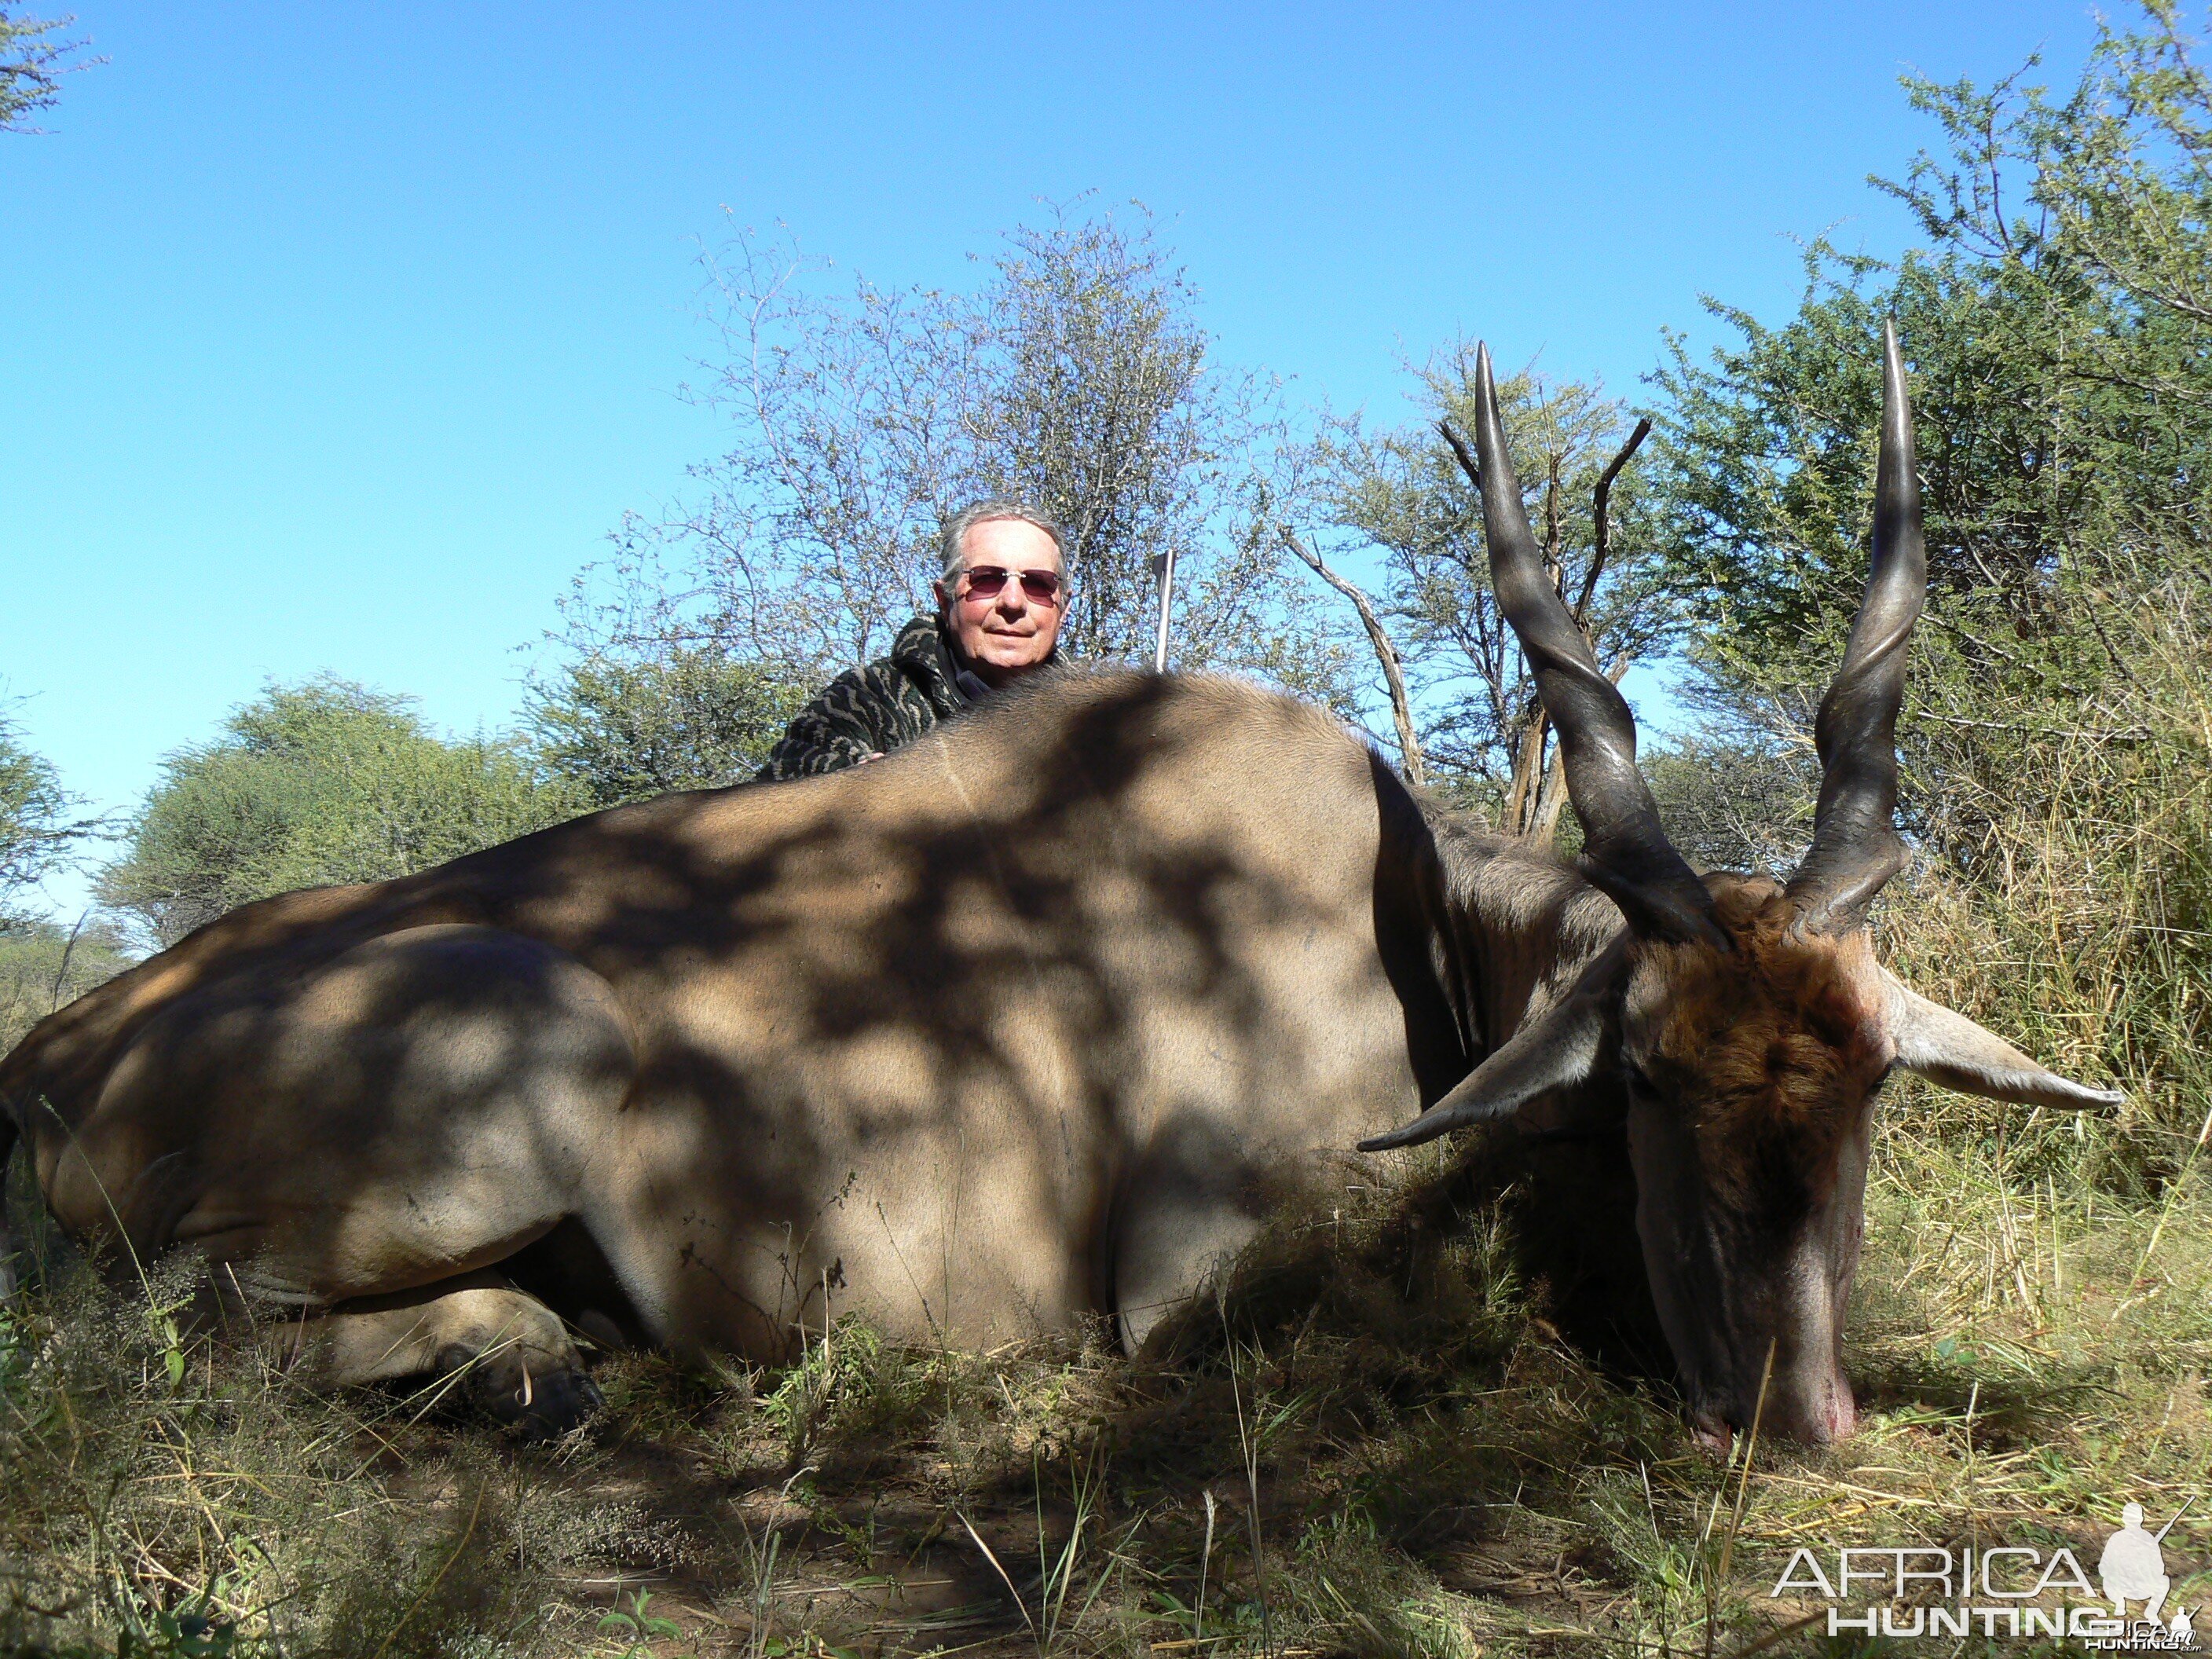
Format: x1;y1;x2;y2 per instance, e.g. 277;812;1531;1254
10;1122;2203;1658
1884;564;2212;1195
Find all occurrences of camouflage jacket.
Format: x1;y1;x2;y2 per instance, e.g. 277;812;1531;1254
756;615;985;781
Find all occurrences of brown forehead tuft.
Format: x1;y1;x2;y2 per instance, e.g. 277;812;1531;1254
1628;881;1890;1130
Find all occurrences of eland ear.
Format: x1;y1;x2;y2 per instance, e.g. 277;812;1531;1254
1358;984;1611;1152
1886;975;2124;1110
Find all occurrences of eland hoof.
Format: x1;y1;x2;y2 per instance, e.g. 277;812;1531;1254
471;1362;606;1439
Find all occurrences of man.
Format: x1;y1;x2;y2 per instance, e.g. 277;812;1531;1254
756;500;1069;780
2100;1503;2174;1628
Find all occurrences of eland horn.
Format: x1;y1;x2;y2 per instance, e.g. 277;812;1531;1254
1467;344;1724;949
1785;321;1928;932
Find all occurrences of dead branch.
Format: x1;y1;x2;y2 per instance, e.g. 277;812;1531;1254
1437;419;1480;494
1279;526;1427;786
1921;713;2156;742
1501;700;1547;837
1440;416;1655;839
1575;417;1650;628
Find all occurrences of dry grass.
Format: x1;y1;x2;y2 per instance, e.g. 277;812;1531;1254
5;1104;2208;1659
1890;567;2212;1182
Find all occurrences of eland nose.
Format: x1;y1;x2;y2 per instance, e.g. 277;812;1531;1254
1765;1372;1857;1444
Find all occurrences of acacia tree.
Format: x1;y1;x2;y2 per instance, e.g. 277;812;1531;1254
101;679;574;948
0;718;129;1045
1646;5;2212;868
577;203;1354;703
523;648;806;808
0;711;100;930
1627;4;2210;1140
2;6;96;133
1304;342;1673;838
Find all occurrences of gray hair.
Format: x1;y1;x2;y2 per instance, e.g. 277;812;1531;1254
937;499;1068;580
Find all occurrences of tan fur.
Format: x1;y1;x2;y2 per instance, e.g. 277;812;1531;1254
2;672;1448;1386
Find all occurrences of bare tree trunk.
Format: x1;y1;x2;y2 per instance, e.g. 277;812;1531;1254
1150;549;1177;671
1502;702;1547;836
1280;527;1427;786
1448;412;1653;848
1527;745;1569;844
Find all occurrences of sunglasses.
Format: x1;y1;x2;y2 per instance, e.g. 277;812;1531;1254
958;565;1066;606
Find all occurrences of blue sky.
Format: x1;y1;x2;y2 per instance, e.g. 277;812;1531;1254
3;1;2108;919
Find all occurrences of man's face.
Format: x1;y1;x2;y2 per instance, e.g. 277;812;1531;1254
934;518;1068;686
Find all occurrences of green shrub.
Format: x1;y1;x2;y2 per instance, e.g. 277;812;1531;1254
524;648;807;809
99;677;578;948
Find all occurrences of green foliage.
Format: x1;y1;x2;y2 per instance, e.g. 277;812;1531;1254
1640;5;2212;1172
99;677;579;947
8;14;2211;1659
524;646;807;808
1649;9;2212;693
0;917;132;1052
0;5;95;134
0;712;100;929
593;1590;691;1658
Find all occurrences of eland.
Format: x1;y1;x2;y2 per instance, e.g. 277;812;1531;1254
0;325;2117;1442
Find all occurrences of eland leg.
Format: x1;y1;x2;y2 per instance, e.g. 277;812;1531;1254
254;1269;602;1435
48;923;642;1425
1109;1122;1273;1353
